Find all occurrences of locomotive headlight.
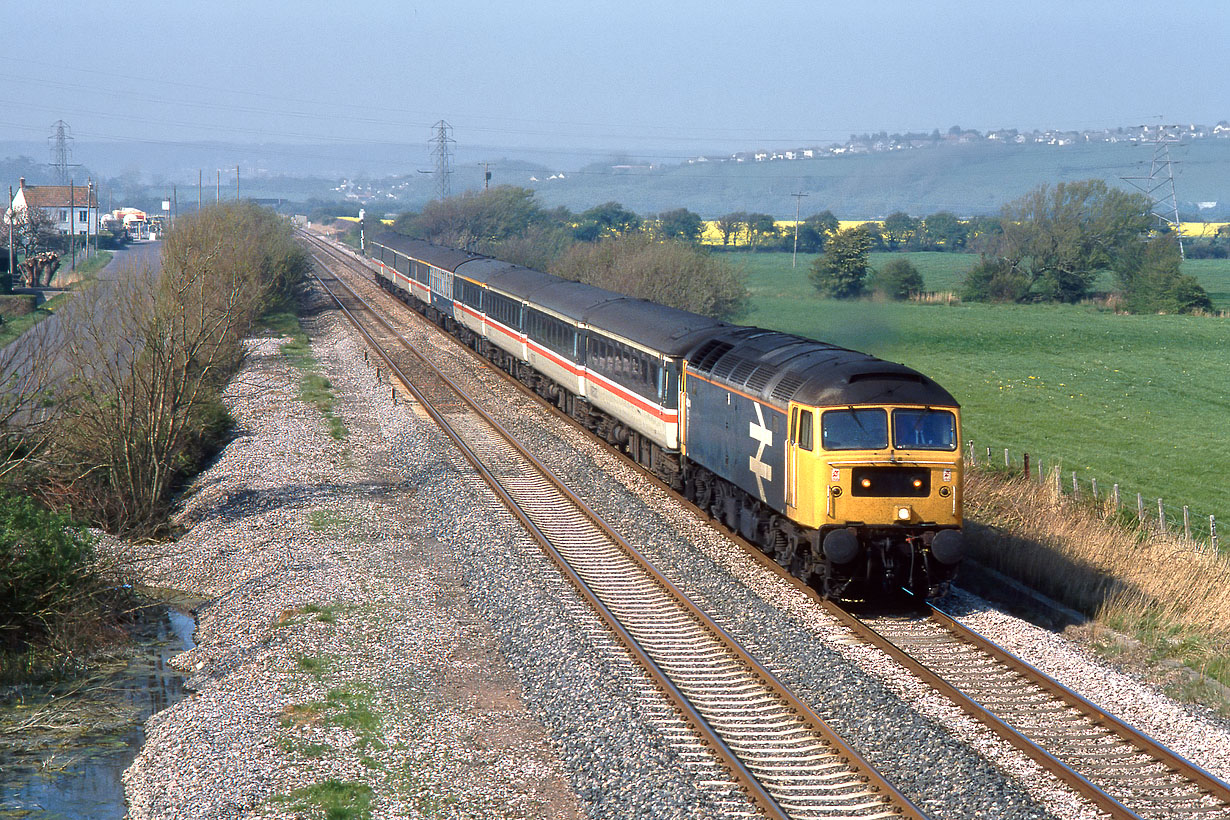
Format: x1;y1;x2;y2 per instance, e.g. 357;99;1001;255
897;506;912;521
912;479;923;489
861;478;872;489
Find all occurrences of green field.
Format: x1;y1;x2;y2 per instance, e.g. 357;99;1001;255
734;251;1230;310
732;252;1230;528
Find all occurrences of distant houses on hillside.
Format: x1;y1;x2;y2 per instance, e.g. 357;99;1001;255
691;122;1230;166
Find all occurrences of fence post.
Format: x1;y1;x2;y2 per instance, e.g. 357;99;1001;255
1183;506;1191;541
1091;478;1098;502
1157;498;1166;534
1212;516;1219;551
1137;493;1145;523
1072;471;1079;499
968;440;975;464
1112;483;1120;511
986;446;991;465
1023;452;1030;480
1038;459;1043;483
1004;448;1010;468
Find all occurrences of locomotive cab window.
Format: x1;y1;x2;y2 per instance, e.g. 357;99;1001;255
892;409;957;450
798;410;814;451
821;408;888;451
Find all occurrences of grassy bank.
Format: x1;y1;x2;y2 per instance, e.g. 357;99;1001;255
733;251;1230;530
965;465;1230;710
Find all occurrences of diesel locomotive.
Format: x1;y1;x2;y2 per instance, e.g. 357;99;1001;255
365;232;963;599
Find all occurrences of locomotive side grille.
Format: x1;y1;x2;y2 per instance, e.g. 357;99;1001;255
711;354;747;380
729;359;758;385
770;373;806;403
690;340;733;373
851;467;930;497
745;364;779;393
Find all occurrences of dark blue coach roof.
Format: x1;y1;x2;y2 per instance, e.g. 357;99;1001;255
370;232;480;272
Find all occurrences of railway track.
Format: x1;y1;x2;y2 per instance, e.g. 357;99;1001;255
822;601;1230;820
299;232;1230;820
300;234;928;820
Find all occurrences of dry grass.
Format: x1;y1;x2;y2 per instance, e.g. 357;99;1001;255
964;466;1230;690
909;290;961;305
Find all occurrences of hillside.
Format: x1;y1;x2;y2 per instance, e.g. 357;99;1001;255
523;139;1230;219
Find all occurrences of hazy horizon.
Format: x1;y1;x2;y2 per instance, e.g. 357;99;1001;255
4;0;1228;175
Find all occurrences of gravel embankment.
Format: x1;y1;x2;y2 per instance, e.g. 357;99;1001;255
118;273;1230;819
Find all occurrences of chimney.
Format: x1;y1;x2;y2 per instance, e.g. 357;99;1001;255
18;177;24;190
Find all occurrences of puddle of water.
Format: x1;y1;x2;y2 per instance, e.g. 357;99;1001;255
0;608;195;820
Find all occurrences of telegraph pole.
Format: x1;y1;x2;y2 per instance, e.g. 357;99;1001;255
791;192;808;268
6;185;13;292
236;165;240;200
480;161;492;191
70;178;76;272
199;170;203;211
431;120;455;200
216;170;221;203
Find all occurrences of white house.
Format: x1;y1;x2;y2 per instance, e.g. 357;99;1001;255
7;177;99;236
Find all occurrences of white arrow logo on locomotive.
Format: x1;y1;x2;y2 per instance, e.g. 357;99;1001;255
748;403;773;502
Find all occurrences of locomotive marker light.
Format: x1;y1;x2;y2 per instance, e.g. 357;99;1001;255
897;507;912;521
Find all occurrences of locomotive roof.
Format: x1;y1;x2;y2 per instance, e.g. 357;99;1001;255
685;327;958;409
370;232;480;271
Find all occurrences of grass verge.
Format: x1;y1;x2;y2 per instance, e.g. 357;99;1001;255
270;780;374;820
964;465;1230;713
261;309;348;440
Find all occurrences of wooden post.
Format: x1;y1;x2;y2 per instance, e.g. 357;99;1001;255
1072;471;1079;499
1157;499;1166;534
1004;448;1010;468
985;446;991;465
1091;478;1098;502
1137;493;1145;523
968;440;975;464
1212;516;1219;551
1022;452;1030;480
1037;458;1043;483
1112;484;1120;511
375;366;381;384
1183;506;1191;541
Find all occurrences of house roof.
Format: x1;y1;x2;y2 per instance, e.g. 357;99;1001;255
18;184;98;209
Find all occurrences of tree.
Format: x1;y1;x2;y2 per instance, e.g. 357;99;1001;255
550;233;748;319
715;211;747;246
868;258;925;300
655;207;704;243
960;257;1031;303
920;211;968;250
1115;232;1212;314
809;226;871;298
396;186;547;249
573;201;642;241
881;211;919;250
744;213;780;249
981;180;1153;303
795;210;840;253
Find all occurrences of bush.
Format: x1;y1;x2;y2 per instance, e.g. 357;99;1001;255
0;494;98;652
550;232;748;319
961;257;1032;303
868;258;924;300
808;226;871;299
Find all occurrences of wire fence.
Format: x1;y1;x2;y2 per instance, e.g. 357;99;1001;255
965;440;1220;553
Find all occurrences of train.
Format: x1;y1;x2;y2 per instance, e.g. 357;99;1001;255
364;232;964;600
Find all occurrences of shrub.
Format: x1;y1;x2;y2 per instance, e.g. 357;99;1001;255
808;226;871;299
550;232;748;319
961;257;1032;303
868;258;925;300
0;493;98;651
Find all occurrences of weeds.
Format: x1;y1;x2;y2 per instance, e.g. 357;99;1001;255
307;509;349;532
274;316;349;441
269;779;374;820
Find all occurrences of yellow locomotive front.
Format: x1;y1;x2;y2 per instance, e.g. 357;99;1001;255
785;401;963;597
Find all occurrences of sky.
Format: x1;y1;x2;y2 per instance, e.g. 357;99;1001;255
2;0;1228;170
